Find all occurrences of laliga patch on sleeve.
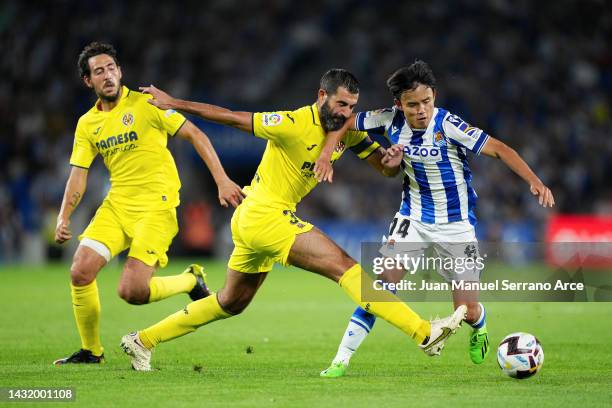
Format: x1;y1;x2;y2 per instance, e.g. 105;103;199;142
262;113;283;126
164;109;177;117
463;126;481;140
446;113;472;133
368;108;392;117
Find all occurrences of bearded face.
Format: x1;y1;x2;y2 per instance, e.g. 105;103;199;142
319;99;348;132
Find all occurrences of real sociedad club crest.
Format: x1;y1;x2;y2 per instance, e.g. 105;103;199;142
434;131;446;147
122;112;134;126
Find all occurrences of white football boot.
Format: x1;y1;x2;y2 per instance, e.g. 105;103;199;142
120;332;152;371
420;305;467;356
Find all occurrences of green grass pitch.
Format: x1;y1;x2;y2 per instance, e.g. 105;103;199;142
1;261;611;407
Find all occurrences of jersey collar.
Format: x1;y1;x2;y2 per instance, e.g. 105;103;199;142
310;103;321;126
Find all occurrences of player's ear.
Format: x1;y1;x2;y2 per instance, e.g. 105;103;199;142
431;88;437;101
317;89;327;104
82;75;93;89
117;65;122;80
393;98;402;109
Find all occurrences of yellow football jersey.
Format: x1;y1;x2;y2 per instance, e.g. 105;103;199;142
70;86;186;211
246;104;380;209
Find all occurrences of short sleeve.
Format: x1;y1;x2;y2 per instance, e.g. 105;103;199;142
346;130;381;160
354;108;394;132
443;113;490;155
69;121;97;169
253;111;301;144
156;107;187;137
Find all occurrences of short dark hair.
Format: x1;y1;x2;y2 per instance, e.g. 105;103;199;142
77;42;119;78
386;60;436;100
320;68;359;95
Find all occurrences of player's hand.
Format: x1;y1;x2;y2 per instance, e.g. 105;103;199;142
530;179;555;208
314;156;333;183
218;179;246;208
139;85;175;110
381;144;404;169
55;217;72;244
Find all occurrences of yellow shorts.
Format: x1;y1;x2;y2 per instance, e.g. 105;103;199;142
228;201;313;273
79;200;178;267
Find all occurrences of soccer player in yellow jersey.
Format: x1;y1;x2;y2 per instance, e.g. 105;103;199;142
53;42;245;365
119;69;467;371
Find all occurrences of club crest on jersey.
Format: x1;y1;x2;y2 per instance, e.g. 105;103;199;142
335;141;346;153
122;112;134;126
262;113;282;126
434;131;446;147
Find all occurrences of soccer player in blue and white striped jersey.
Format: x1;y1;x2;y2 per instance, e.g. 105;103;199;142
320;61;554;378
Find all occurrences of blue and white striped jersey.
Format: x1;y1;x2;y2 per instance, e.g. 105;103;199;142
355;107;489;225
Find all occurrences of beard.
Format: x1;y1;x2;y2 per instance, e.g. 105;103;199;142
320;101;347;131
99;82;121;102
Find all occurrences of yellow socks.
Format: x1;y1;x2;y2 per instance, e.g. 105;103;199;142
71;280;103;356
148;273;196;303
139;295;231;349
138;265;428;351
339;264;430;344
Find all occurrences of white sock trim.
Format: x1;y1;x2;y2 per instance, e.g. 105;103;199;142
471;302;486;328
350;316;373;332
80;238;112;262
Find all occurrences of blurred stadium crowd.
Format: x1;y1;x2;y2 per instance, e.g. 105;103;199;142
1;0;610;263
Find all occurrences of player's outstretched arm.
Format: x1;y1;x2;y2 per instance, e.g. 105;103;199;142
314;115;356;183
366;144;404;177
481;137;555;208
140;85;253;133
55;166;88;244
176;120;245;208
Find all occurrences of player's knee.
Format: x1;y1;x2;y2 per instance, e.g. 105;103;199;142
70;260;96;286
220;298;250;315
217;291;251;315
117;284;149;305
225;302;248;315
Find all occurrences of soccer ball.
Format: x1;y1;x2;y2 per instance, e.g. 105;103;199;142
497;332;544;379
